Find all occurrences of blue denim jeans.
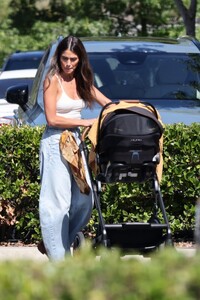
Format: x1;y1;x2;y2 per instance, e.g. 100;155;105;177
39;126;93;261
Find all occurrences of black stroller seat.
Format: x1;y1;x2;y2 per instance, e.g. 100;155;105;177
83;100;173;253
96;104;163;183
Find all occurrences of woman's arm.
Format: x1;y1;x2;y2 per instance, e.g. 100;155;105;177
43;76;96;128
92;86;112;106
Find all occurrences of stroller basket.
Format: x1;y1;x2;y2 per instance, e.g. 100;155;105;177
104;223;168;250
96;105;164;183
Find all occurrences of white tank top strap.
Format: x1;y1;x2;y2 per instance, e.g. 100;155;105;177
55;74;64;92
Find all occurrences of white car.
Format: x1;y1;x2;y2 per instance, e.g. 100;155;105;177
0;69;37;125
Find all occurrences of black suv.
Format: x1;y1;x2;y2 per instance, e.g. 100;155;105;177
6;36;200;125
1;50;45;72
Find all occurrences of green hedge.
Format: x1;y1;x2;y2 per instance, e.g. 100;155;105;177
0;125;42;242
0;123;199;243
0;246;200;299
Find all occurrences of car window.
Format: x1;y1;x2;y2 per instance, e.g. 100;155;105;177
88;52;200;100
4;59;42;71
28;51;49;107
35;42;60;109
2;51;44;72
29;46;53;108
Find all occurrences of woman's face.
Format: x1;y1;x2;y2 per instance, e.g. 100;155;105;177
60;49;79;75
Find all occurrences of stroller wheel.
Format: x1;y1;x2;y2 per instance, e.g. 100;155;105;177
158;238;173;251
73;232;85;251
148;216;160;224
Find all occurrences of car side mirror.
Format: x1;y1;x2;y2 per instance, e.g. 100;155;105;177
6;84;29;110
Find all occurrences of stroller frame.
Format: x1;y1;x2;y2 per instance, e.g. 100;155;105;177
81;100;173;252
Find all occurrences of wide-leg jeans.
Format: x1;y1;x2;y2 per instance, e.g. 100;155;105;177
39;126;93;261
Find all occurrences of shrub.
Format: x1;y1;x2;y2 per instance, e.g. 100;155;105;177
0;125;43;242
0;246;200;299
0;123;199;243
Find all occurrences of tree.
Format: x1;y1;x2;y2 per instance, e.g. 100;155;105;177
174;0;197;37
9;0;38;34
0;0;11;22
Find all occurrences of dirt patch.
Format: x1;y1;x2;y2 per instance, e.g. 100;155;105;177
0;241;37;247
174;241;195;248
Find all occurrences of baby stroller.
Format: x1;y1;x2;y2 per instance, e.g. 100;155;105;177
81;100;173;253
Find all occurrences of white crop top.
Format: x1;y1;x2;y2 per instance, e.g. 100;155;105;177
56;75;85;119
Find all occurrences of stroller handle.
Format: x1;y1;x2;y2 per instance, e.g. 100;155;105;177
103;100;159;119
81;126;91;142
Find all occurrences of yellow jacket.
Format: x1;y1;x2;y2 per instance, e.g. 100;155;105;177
59;130;90;195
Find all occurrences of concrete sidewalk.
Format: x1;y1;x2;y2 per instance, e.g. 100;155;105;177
0;246;48;261
0;246;196;261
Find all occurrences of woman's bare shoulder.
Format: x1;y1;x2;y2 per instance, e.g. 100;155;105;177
43;74;58;88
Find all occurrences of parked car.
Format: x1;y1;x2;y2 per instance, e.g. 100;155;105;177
0;49;44;125
0;69;37;125
6;36;200;126
1;50;45;72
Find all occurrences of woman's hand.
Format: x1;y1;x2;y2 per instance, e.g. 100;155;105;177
83;118;97;127
92;87;111;106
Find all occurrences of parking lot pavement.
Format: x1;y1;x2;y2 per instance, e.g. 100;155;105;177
0;246;196;261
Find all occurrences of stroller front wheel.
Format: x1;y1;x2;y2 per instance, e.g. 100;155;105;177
73;231;85;251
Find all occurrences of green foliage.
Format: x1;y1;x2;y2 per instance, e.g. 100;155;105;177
9;0;38;34
0;246;200;299
161;123;200;233
0;18;112;68
0;123;199;243
0;125;44;242
162;123;199;198
0;0;11;23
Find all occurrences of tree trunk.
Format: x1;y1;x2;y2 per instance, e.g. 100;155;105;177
174;0;197;37
141;18;147;36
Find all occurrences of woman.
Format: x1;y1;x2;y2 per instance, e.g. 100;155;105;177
38;35;111;260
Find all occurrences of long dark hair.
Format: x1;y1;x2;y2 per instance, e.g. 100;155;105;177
46;35;95;107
